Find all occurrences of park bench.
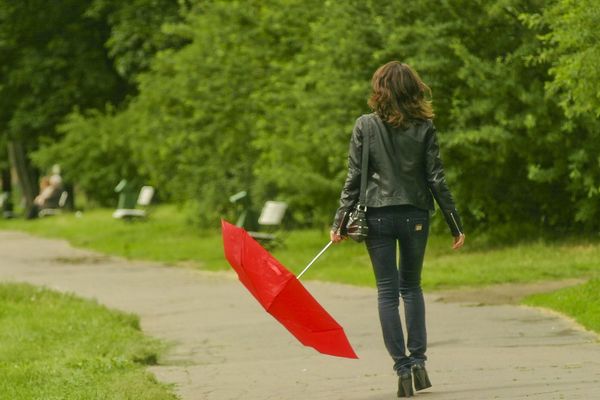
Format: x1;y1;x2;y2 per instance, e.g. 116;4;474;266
0;192;14;218
248;200;288;248
38;191;69;217
229;190;252;228
112;186;155;219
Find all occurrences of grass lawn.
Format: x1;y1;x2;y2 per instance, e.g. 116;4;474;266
523;278;600;334
1;206;598;290
0;282;176;399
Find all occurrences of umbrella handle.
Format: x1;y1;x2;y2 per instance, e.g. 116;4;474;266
297;241;333;279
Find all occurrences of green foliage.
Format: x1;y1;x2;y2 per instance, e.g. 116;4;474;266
70;0;329;224
22;0;186;205
0;283;176;399
529;0;600;118
115;1;266;224
422;1;566;231
4;0;600;232
86;0;185;80
253;0;378;225
0;0;125;143
31;108;145;206
520;0;600;228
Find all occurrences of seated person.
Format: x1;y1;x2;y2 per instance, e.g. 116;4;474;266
33;175;63;210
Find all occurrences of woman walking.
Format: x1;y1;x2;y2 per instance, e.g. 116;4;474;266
331;61;465;397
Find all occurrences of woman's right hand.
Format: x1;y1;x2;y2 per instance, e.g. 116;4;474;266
330;230;346;244
452;233;465;250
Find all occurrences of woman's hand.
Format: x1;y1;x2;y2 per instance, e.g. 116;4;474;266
452;233;465;250
330;230;346;244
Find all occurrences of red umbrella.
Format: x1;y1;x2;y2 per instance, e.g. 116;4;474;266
221;220;358;359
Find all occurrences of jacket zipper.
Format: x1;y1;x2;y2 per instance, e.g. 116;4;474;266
449;212;462;235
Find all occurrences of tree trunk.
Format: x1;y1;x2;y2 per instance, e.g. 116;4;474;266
7;140;38;211
1;163;14;217
1;166;10;193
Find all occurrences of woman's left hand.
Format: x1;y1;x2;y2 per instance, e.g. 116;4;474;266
452;233;465;250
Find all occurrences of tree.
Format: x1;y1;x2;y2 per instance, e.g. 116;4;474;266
32;108;144;206
252;0;380;226
59;0;326;224
0;0;126;211
123;0;283;224
24;0;600;234
521;0;600;229
254;0;560;232
29;0;184;206
86;0;184;81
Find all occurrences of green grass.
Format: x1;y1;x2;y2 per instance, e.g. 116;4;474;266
274;230;600;290
0;206;226;270
523;279;600;334
1;206;599;290
0;283;177;399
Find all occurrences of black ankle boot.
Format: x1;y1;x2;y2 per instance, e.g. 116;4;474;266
412;363;432;391
397;370;414;398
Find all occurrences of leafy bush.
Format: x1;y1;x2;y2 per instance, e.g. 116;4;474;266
32;108;146;207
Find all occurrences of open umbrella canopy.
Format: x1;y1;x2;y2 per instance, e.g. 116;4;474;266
221;220;358;359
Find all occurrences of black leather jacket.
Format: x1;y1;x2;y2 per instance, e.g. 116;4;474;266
332;113;464;236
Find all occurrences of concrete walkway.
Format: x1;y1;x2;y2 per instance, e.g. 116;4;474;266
0;230;599;399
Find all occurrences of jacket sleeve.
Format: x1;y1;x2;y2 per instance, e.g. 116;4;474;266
425;122;464;236
331;118;364;232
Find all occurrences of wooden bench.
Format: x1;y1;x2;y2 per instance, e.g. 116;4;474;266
38;191;69;217
112;186;155;219
248;201;288;248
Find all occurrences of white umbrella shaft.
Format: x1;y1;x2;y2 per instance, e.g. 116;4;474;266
297;241;333;279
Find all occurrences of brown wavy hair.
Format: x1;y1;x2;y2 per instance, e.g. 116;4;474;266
368;61;434;127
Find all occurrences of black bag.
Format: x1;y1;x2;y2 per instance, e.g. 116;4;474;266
344;125;370;242
345;204;368;242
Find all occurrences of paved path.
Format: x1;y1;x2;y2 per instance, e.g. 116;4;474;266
1;230;599;399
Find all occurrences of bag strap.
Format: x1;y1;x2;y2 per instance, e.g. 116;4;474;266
357;118;370;209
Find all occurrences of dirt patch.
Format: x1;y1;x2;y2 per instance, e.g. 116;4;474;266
171;260;206;270
432;278;587;305
51;255;112;265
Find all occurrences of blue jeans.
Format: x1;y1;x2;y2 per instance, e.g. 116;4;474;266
365;205;429;374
